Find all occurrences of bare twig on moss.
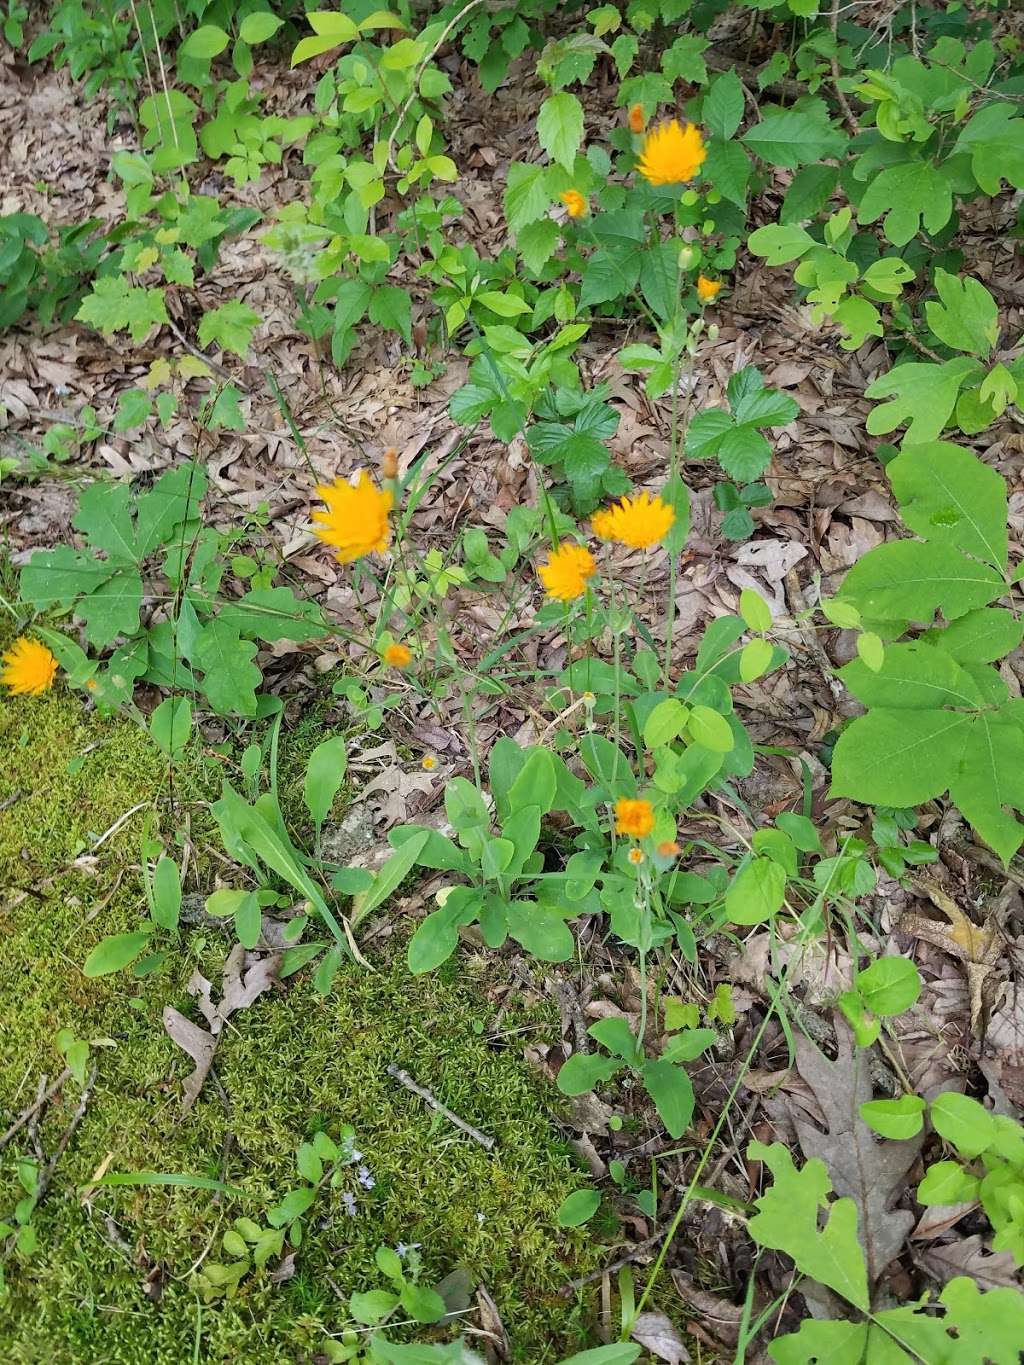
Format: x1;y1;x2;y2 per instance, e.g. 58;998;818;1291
0;1068;73;1152
386;1064;495;1150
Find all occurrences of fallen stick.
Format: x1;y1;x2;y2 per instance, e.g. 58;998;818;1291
0;1068;72;1151
386;1064;495;1151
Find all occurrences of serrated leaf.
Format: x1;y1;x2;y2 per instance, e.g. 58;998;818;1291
194;620;261;716
198;299;260;357
742;109;846;168
537;92;584;171
702;71;743;141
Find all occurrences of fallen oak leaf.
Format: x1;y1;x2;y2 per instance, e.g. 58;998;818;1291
161;1007;217;1114
632;1310;690;1363
915;1234;1020;1292
902;878;1005;1035
792;1017;923;1292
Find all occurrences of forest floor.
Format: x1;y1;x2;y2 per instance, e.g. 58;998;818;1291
1;23;1023;1365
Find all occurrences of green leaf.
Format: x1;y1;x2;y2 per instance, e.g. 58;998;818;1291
747;1140;869;1311
747;223;815;265
739;637;773;682
76;276;169;342
78;567;144;647
838;540;1005;623
640;1059;694;1138
866;358;977;444
517;218;560;273
134;463;208;560
742;109;846;168
73;480;138;562
235;892;261;949
888;440;1007;570
239;12;283;43
151;855;181;932
684;409;734;457
504;162;551;234
194;620;261;716
559;1349;641;1365
83;930;152;977
150;697;193;758
930;1092;996;1160
725;857;786;925
953;102;1024;196
860;1095;926;1140
728;367;800;427
217;587;327;642
556;1052;621;1095
579;247;640;308
556;1189;601;1227
830;709;972;806
476;289;531;318
780;164;839;224
369;286;412;344
661;33;708;84
858;159;954;247
917;1160;981;1205
180;24;229;59
644;699;689;749
505;902;574;961
925;271;999;356
703;138;751;207
687;705;735;753
304;736;347;828
717;424;771;481
948;713;1024;865
856;957;921;1016
198;300;260;357
856;631;884;672
702;71;744;141
357;829;431;922
839;641;981;712
537;92;584;171
929;608;1024;664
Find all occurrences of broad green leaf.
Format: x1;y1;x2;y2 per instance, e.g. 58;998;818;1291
725;857;786;924
949;713;1024;864
727;367;800;427
368;286;412;344
702;71;744;141
742;109;846;168
20;547;113;608
303;736;347;828
661;33;708;84
917;1160;981;1205
856;631;884;672
954;103;1024;196
150;696;193;758
78;567;143;647
838;540;1004;623
830;708;972;806
134;462;208;560
767;1319;868;1365
860;1095;926;1140
858;159;953;246
76;276;169;342
180;24;229;59
640;1059;694;1138
198;300;261;357
239;12;283;43
537;92;584;171
687;705;734;753
217;587;328;642
747;1141;869;1311
839;642;981;712
739;588;772;632
517;218;560;273
556;1052;621;1095
925;272;999;356
747;223;815;265
556;1189;601;1227
684;408;734;457
866;358;978;444
856;957;921;1016
194;620;261;716
928;608;1023;664
644;699;689;749
504;162;551;234
83;930;152;977
505;902;574;961
74;481;138;562
739;638;773;682
888;441;1007;570
703;137;751;207
930;1092;996;1160
579;248;640;308
717;424;771;481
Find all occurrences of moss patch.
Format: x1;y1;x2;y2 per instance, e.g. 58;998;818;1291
0;677;600;1361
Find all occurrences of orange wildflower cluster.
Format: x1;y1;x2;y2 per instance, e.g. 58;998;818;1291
1;637;57;696
312;470;393;564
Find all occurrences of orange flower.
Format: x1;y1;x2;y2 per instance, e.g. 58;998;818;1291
591;490;675;550
637;120;706;187
560;189;588;219
615;798;655;838
312;470;393;564
628;847;645;865
383;642;412;668
538;543;597;602
697;275;722;303
1;637;57;696
628;103;645;134
422;755;437;771
657;841;681;859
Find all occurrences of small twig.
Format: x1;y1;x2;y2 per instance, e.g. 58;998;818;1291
560;1234;662;1295
34;1065;97;1203
0;1068;72;1151
385;1064;495;1150
830;0;861;134
165;319;249;392
27;1074;47;1161
90;801;150;851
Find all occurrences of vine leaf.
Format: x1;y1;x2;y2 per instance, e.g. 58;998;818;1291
791;1018;923;1293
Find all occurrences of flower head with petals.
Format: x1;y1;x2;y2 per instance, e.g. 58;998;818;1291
1;637;58;696
560;189;588;219
538;542;596;602
383;642;412;668
637;120;706;187
591;490;675;550
615;798;655;838
697;274;722;302
312;470;393;564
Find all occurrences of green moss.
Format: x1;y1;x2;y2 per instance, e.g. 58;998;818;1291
0;670;601;1362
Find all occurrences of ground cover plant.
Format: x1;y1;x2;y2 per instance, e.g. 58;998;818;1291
0;0;1023;1360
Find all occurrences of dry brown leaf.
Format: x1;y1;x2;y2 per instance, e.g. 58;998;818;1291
632;1311;690;1363
793;1017;922;1287
916;1235;1020;1291
902;879;1004;1034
